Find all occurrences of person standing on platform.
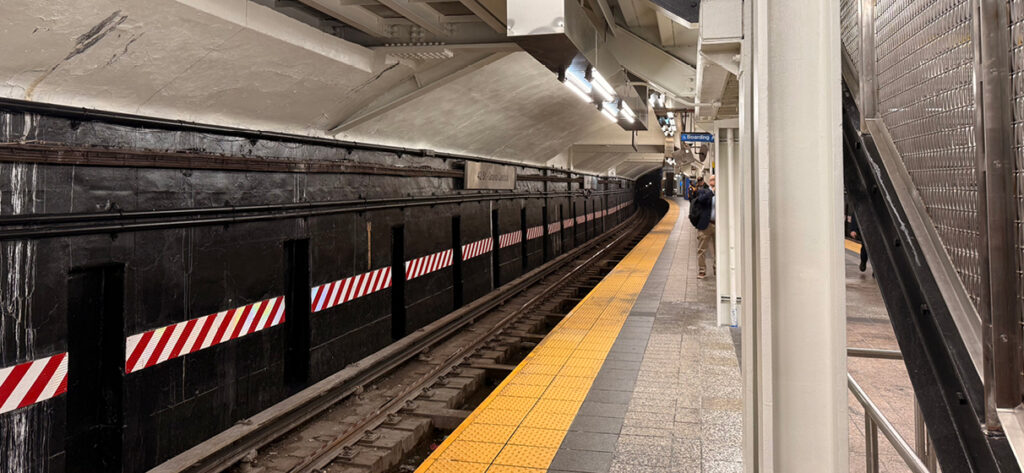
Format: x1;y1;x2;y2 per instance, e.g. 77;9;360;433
690;175;716;279
689;177;704;200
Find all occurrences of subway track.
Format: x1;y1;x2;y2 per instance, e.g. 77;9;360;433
152;206;657;473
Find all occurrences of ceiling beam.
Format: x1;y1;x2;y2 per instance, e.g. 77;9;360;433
378;0;449;36
572;144;664;154
617;0;642;28
456;0;505;33
328;52;508;132
606;25;696;100
300;0;389;38
592;0;618;36
371;42;519;54
655;11;674;46
178;0;377;72
577;152;661;173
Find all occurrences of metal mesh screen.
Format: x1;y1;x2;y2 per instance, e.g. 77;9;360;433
874;0;983;308
1010;0;1024;350
840;0;860;74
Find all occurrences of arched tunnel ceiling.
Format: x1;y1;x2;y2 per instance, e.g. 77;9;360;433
0;0;684;179
338;52;626;167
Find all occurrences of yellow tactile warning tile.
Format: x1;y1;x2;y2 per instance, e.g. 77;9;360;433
423;459;490;473
415;200;680;473
486;466;545;473
493;445;559;468
845;238;862;253
508;427;568;447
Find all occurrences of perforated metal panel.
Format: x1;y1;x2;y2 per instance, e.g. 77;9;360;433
1010;0;1024;355
874;0;983;308
841;0;860;74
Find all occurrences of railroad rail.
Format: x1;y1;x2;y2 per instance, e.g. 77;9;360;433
151;204;659;473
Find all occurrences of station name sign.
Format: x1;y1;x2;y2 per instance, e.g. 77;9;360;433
465;162;516;190
680;133;715;143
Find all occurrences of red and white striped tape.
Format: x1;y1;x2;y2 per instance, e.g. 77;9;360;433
311;267;392;313
575;215;585;224
548;221;562;233
125;296;285;374
525;225;544;240
586;212;595;221
461;237;493;260
498;230;523;248
0;353;68;414
405;249;454;280
563;218;574;228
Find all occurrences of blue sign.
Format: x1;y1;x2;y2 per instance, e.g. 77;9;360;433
680;133;715;143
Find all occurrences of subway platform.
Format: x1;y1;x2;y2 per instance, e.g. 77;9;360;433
417;198;743;473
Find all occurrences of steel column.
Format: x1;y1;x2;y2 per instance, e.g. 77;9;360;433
858;0;876;131
865;416;879;473
974;0;1021;418
749;0;847;470
739;0;758;465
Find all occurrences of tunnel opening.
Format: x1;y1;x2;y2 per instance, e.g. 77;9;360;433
520;207;528;273
491;209;500;289
66;264;125;472
542;205;550;262
391;225;407;341
451;215;464;310
284;238;311;392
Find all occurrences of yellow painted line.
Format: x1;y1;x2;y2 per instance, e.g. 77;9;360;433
416;200;680;473
845;238;862;253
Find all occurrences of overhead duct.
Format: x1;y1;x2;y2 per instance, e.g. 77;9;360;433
507;0;697;131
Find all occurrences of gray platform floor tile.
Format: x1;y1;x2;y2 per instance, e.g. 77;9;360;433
551;199;743;473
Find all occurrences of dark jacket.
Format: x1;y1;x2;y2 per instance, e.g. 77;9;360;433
848;213;861;240
689;188;715;230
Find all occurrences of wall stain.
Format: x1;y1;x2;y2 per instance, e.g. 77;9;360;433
25;10;128;100
106;32;143;66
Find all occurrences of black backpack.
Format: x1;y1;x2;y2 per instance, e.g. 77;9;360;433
689;200;701;227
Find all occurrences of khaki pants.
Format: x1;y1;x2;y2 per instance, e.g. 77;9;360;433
697;223;716;274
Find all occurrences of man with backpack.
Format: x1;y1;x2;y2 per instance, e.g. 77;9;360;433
689;175;716;278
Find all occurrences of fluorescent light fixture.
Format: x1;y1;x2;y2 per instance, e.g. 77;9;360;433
619;100;635;118
562;72;593;103
589;68;615;102
593;85;614;102
564;80;593;103
600;103;619;122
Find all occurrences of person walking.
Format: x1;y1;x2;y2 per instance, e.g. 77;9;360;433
848;212;868;272
690;175;716;279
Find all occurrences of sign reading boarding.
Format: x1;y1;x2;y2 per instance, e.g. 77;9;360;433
680;133;715;143
465;162;516;190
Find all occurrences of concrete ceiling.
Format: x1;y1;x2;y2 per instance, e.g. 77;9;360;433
0;0;702;178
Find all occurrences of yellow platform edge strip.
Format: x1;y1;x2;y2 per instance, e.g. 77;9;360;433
416;200;680;473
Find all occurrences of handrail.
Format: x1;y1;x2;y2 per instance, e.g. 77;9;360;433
848;347;903;360
848;373;931;473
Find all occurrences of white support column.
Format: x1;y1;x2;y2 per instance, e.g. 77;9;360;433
726;127;740;326
716;125;732;326
745;0;847;471
716;123;740;327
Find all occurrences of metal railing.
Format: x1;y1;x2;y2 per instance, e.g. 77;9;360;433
848;347;938;472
